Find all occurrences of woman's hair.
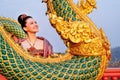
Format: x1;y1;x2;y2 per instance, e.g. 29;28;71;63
18;14;32;33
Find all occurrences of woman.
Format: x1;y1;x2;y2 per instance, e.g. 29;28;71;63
18;14;53;57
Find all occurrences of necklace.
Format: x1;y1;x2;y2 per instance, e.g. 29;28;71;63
27;37;37;47
26;37;38;55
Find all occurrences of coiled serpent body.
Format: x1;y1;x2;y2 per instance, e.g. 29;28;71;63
0;0;111;80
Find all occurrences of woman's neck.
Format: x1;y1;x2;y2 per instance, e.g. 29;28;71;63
27;32;37;43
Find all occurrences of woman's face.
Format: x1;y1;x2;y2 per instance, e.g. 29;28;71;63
23;18;39;33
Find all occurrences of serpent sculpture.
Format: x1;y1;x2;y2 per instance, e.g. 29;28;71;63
0;0;111;80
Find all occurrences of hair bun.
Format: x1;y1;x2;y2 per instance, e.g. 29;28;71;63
18;14;27;25
20;14;27;20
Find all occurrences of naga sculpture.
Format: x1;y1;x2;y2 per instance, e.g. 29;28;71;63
0;0;111;80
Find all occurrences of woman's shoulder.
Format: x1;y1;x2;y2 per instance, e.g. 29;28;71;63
37;36;46;40
18;38;26;43
37;36;51;45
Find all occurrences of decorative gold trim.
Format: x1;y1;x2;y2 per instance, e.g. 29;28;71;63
68;0;101;37
96;55;109;80
47;0;56;15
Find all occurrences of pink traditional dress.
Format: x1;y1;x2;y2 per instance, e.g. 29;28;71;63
19;37;53;57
